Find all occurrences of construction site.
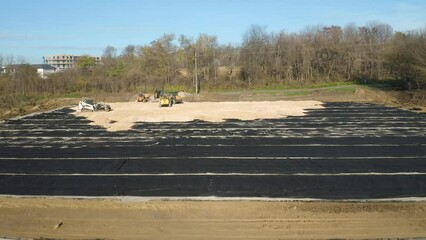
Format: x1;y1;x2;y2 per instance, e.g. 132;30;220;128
2;0;426;238
0;86;425;239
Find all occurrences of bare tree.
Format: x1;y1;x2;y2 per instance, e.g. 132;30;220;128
241;25;271;85
5;54;15;65
121;44;137;63
103;45;117;59
386;28;426;89
195;34;218;87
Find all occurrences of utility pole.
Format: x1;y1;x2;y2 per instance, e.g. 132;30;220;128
194;50;198;94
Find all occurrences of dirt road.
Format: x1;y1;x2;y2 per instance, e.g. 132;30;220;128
1;197;425;240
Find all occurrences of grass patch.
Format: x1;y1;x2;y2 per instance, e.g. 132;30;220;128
205;81;358;93
248;88;314;97
281;90;312;96
249;83;359;95
57;92;84;98
250;81;358;91
323;85;358;93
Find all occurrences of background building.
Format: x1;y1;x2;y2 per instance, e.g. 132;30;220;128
1;64;57;79
43;54;101;71
33;64;57;78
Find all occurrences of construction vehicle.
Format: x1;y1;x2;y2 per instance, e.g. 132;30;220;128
154;89;164;99
170;92;183;104
95;102;112;112
78;99;111;112
159;94;173;107
155;89;183;107
78;99;96;112
136;92;150;102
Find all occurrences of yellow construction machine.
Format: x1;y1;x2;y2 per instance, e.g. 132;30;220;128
159;94;173;107
156;89;183;107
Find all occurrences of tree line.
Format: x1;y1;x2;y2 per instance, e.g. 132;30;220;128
1;21;425;101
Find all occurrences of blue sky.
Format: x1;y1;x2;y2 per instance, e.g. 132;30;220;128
1;0;425;64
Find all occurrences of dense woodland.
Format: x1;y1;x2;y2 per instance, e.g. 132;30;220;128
1;22;425;103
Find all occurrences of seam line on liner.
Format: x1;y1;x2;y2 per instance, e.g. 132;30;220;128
0;172;425;177
1;144;423;147
0;156;423;160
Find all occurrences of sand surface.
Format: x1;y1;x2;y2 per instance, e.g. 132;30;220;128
72;101;323;131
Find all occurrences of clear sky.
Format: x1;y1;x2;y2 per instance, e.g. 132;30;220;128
1;0;425;64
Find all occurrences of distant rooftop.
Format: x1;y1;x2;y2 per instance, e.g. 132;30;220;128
32;64;57;70
4;64;57;70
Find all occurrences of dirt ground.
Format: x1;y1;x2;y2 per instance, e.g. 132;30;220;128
72;100;323;131
0;197;425;240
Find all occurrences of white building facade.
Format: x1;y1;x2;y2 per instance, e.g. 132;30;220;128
43;54;101;71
